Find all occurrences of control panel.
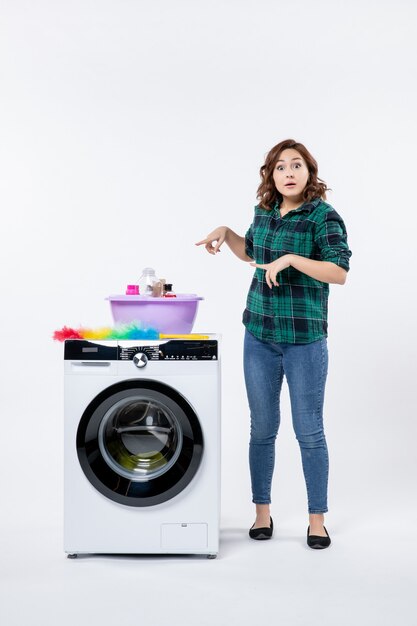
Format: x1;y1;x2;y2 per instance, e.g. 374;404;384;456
119;340;218;361
64;339;218;361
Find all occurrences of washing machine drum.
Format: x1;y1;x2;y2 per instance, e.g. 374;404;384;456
76;380;204;507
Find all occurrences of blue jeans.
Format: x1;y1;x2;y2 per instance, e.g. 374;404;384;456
243;329;329;513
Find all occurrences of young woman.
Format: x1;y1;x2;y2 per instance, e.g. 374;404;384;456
196;139;352;549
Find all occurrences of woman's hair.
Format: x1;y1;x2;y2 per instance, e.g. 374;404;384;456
256;139;331;210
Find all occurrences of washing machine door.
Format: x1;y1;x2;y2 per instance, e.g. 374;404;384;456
76;379;203;506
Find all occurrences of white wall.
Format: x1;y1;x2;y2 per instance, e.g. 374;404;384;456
1;0;416;533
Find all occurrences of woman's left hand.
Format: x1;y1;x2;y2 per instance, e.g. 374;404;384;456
250;255;293;288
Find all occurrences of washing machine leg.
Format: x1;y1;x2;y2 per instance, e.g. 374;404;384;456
207;554;217;559
67;553;78;559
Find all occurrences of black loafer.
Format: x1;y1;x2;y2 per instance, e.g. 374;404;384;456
249;516;273;540
307;525;331;549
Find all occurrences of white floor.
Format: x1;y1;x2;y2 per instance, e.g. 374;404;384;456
1;388;415;625
1;507;415;626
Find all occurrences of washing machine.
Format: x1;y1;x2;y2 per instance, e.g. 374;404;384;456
64;335;221;558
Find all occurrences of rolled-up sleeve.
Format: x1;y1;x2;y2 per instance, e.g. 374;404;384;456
245;223;254;259
314;209;352;271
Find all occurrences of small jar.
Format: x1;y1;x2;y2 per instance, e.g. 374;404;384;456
152;280;164;297
164;283;176;298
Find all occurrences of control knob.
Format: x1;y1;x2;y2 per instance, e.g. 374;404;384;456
133;352;148;368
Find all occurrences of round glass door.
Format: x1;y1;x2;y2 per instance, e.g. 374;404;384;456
98;396;183;481
77;380;203;506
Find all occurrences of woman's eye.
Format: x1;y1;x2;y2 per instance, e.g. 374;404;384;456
276;163;301;171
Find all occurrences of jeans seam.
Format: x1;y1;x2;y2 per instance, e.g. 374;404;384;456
295;339;329;514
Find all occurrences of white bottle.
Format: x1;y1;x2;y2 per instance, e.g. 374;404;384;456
137;267;157;296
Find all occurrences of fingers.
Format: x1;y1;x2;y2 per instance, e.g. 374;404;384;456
195;237;215;247
268;269;278;287
250;263;279;288
213;236;225;254
196;235;223;254
195;237;217;247
204;242;221;255
265;274;279;288
265;269;279;288
265;271;272;289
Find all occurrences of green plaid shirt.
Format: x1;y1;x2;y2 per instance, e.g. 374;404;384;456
243;197;352;344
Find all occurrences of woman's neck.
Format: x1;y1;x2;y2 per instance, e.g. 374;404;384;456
280;199;304;215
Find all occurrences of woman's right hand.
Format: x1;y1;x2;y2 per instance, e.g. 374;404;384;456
195;226;229;255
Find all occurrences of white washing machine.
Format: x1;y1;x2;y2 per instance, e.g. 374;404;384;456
64;336;221;558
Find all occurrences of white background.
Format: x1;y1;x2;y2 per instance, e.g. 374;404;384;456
1;1;416;624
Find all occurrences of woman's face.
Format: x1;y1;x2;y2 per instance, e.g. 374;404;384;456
272;148;310;198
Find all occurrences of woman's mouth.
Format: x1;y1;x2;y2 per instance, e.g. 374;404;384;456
285;183;296;187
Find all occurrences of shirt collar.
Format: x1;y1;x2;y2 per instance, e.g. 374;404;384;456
274;196;321;214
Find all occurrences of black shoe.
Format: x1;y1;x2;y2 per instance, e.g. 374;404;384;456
249;516;273;540
307;525;331;549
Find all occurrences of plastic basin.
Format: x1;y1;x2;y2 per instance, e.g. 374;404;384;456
107;294;204;334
